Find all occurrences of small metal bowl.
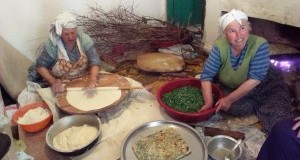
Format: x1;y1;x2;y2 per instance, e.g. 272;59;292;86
207;135;242;160
46;115;102;156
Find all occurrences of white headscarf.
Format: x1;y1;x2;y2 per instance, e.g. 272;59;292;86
49;11;77;60
54;11;77;36
219;9;248;32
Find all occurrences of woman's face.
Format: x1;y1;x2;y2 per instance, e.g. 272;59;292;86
224;20;249;49
61;28;77;44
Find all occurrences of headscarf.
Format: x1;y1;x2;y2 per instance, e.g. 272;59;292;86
54;11;77;36
219;9;248;32
49;11;77;46
49;11;77;60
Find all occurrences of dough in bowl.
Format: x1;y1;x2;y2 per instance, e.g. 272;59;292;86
53;124;98;151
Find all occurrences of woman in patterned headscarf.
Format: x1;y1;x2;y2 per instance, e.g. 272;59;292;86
199;9;293;134
28;11;101;93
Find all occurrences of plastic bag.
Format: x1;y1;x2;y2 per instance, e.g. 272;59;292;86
158;44;198;59
17;81;43;107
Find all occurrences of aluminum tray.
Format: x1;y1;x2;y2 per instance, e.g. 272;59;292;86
120;120;208;160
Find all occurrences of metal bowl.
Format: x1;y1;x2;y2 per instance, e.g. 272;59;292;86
46;115;102;156
207;135;242;160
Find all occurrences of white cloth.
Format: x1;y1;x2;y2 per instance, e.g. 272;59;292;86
219;9;248;32
37;76;172;160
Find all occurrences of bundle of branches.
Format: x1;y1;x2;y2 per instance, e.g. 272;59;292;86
76;4;189;52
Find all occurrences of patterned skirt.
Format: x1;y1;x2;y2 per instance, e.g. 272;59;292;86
221;64;293;134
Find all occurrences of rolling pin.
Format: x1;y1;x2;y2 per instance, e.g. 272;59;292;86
67;86;143;91
203;127;246;140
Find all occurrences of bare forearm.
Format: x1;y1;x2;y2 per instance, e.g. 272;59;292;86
37;67;65;93
226;79;261;103
201;80;214;106
215;79;261;111
88;65;100;83
36;67;57;85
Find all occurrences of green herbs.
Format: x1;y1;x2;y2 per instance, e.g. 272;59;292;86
162;86;204;112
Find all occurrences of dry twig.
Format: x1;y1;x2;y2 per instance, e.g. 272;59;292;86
76;4;189;51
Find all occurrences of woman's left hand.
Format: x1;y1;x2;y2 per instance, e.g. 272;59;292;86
216;96;232;112
83;80;98;98
292;117;300;138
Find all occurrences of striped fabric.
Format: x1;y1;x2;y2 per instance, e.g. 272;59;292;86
200;42;270;82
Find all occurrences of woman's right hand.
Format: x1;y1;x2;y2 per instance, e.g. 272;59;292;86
51;79;65;93
199;102;214;111
292;117;300;138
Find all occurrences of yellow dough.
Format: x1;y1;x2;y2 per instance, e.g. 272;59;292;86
66;88;122;111
53;124;98;151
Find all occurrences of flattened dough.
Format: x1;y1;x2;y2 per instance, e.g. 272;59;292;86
66;90;121;111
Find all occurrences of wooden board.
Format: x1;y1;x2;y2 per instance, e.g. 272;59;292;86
137;52;185;72
56;73;130;114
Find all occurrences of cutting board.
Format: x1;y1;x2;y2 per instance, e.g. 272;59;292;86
56;73;130;114
137;52;185;72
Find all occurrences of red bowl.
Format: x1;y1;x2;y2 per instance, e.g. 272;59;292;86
157;78;224;124
12;102;53;132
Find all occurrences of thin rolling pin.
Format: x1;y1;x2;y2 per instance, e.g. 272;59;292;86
67;86;143;91
203;127;245;140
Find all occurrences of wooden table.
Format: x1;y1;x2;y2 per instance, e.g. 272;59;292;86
19;123;71;160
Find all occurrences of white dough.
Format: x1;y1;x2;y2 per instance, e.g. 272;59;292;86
53;124;98;151
18;107;49;124
66;89;122;111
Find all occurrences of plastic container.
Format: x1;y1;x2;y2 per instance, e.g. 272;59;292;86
12;102;52;132
156;78;224;124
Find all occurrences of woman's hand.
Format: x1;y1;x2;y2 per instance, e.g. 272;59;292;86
292;117;300;138
51;79;65;93
85;79;98;90
83;79;98;98
199;102;214;111
86;81;98;89
86;66;99;89
200;81;214;111
216;96;233;112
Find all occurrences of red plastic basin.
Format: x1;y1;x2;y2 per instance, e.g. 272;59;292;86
157;78;223;124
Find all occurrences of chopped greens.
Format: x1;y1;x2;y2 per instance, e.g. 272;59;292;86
162;86;204;112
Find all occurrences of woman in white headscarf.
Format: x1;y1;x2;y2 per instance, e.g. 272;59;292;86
28;11;101;93
199;9;293;134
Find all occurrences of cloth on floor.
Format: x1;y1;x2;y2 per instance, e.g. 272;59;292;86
37;76;172;160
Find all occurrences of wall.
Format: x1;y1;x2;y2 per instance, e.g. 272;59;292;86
0;0;166;99
203;0;300;51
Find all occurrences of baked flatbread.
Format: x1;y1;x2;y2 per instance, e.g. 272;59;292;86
137;52;185;73
132;128;191;160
